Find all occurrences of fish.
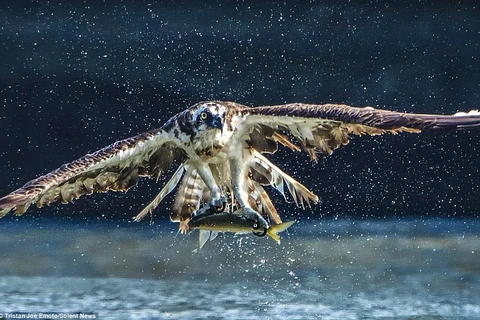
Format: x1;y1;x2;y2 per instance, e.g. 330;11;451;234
187;208;296;248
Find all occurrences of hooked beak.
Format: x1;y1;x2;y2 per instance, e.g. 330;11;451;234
210;115;224;131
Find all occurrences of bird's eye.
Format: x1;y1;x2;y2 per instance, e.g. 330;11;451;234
200;112;208;120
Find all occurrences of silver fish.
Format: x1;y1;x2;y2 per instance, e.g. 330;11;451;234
188;208;295;248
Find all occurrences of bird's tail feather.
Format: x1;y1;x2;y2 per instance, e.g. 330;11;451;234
172;167;207;234
133;164;186;222
247;179;282;224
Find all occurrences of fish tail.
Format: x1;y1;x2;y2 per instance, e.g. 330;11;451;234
266;220;296;243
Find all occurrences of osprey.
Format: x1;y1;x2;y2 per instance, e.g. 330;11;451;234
0;101;479;232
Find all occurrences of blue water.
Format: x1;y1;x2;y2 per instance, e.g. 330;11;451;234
0;218;479;319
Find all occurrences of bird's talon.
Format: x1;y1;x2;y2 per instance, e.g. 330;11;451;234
252;212;269;237
213;200;226;213
192;196;227;218
241;207;269;230
252;228;267;237
210;196;227;213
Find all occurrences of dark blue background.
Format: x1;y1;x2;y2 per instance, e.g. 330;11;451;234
0;1;479;221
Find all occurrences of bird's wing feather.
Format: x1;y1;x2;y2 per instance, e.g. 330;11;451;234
231;103;480;160
247;149;318;210
0;128;186;217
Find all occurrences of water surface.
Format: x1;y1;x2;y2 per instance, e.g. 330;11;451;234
0;218;479;319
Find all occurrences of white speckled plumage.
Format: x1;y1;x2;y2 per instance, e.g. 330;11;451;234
1;100;480;232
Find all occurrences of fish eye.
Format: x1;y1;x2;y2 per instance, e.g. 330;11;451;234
200;111;208;120
252;222;259;229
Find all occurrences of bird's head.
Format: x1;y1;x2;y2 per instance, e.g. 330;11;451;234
191;102;226;133
166;101;228;148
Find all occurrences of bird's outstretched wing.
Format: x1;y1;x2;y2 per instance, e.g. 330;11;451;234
134;101;480;232
230;103;480;161
0;127;186;217
2;101;479;225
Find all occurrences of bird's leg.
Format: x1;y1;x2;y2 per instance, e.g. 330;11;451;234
192;162;226;215
229;156;269;229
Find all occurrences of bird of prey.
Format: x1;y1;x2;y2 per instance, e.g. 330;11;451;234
0;101;479;233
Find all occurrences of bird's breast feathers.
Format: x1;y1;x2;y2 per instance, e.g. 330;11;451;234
191;118;240;159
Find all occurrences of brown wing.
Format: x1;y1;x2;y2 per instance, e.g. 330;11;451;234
232;103;480;160
0;128;186;217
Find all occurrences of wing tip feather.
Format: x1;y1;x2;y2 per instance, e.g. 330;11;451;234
0;192;36;218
